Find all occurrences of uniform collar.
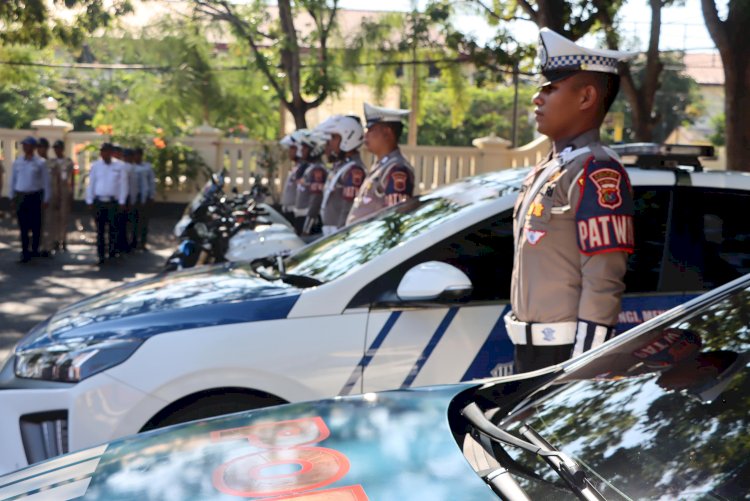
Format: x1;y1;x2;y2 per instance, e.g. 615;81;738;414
553;128;601;157
344;151;361;163
378;148;400;165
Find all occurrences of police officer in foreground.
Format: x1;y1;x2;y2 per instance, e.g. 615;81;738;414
9;136;50;263
347;103;415;224
507;28;636;373
86;143;128;265
318;115;367;235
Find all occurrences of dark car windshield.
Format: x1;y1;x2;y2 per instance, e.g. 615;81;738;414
283;169;527;283
491;278;750;499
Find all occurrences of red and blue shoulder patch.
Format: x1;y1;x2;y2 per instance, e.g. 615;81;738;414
384;166;413;195
575;157;635;255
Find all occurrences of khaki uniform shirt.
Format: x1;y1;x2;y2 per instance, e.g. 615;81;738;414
281;161;306;210
346;148;415;224
510;129;635;327
294;161;327;218
321;153;366;228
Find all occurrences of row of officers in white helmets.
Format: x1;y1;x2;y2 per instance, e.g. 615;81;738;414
278;102;414;236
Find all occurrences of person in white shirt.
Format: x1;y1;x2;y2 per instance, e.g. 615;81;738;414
117;148;138;254
133;147;155;250
9;136;50;263
85;143;128;265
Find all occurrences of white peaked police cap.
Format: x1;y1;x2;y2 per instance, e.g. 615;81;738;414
363;102;410;128
538;28;637;85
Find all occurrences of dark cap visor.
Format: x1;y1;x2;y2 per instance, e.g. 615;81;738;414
539;69;578;86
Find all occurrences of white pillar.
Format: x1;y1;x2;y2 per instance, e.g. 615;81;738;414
472;133;511;173
188;123;223;173
31;117;74;156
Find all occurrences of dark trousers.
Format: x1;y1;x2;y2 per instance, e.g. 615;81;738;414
94;200;117;260
293;216;306;235
116;207;130;253
514;344;573;374
138;203;151;247
16;191;43;258
129;205;141;249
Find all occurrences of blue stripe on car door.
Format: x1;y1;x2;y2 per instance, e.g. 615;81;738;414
461;305;514;381
400;307;459;389
339;311;402;396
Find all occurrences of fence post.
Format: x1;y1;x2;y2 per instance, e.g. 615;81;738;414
31;116;74;152
472;133;512;173
188;124;223;173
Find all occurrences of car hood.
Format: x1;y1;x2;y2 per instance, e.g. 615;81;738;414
0;384;494;501
17;264;300;351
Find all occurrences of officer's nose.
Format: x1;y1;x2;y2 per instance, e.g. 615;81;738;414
532;90;543;106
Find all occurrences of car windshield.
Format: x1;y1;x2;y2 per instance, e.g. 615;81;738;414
491;278;750;499
283;168;527;283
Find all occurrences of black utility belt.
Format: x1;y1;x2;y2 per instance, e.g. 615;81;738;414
95;197;117;203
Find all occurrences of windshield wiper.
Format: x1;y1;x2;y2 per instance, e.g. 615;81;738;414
250;255;322;288
462;402;606;501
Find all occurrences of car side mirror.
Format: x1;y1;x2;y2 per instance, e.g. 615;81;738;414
397;261;473;302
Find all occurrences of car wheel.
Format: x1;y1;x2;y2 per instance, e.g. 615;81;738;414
141;389;285;431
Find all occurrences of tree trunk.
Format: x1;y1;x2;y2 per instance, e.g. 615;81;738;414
289;106;308;130
533;0;567;33
606;0;662;142
701;0;750;171
722;53;750;171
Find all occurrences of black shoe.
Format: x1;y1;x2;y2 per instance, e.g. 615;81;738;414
97;257;106;265
40;250;51;258
19;255;31;264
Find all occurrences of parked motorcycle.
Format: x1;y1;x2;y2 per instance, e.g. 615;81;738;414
165;174;304;272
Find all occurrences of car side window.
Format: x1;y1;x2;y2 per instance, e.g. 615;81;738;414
677;188;750;290
349;211;514;307
624;187;672;293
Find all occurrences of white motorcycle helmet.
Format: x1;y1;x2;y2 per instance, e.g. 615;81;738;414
319;115;364;153
300;129;329;159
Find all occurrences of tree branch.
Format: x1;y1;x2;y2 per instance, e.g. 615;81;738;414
515;0;538;24
195;0;288;107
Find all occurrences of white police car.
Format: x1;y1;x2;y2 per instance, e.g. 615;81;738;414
2;272;750;500
2;144;750;474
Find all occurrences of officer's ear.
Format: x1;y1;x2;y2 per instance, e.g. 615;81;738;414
578;83;599;113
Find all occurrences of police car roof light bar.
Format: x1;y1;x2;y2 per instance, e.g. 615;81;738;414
611;143;715;172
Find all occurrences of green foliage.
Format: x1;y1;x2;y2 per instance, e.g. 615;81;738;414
147;142;208;198
709;113;726;147
417;81;536;146
0;0;132;47
606;55;704;143
0;45;53;127
89;21;278;139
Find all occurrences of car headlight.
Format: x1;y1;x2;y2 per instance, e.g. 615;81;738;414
15;338;142;383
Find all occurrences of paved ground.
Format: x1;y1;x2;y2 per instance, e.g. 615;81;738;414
0;204;181;363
